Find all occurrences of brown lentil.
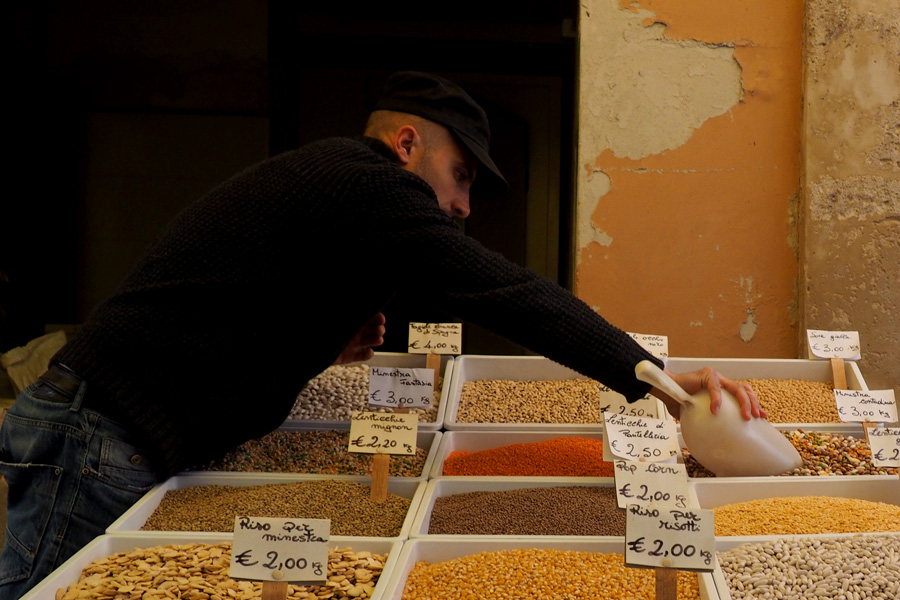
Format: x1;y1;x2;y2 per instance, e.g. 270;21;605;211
199;430;427;476
717;534;900;599
56;543;388;600
456;379;604;424
684;429;899;477
401;548;700;599
741;378;840;423
142;480;411;537
713;496;900;536
428;486;624;536
290;364;442;423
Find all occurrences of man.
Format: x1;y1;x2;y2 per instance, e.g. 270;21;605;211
0;71;761;596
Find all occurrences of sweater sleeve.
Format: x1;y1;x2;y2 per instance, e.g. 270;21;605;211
349;167;663;401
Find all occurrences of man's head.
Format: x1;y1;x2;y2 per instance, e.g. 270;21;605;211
365;71;508;218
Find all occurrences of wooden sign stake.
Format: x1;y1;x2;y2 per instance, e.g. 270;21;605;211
655;567;678;600
425;352;441;375
863;421;877;445
830;357;848;391
261;581;288;600
370;453;390;502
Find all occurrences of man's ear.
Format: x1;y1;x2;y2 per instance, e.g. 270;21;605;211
393;125;419;165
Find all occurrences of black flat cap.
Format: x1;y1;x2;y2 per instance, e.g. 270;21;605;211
372;71;508;198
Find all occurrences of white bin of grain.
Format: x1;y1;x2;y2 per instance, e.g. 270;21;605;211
429;430;610;479
184;429;442;482
444;355;669;432
282;352;453;431
712;532;900;600
666;357;874;432
106;474;427;541
378;538;719;600
21;533;402;600
410;477;702;539
687;476;900;538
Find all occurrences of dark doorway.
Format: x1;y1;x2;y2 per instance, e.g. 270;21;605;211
271;2;578;354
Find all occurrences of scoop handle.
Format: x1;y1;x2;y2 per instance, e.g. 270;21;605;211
635;360;695;407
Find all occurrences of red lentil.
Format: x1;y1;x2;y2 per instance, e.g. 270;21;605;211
443;437;614;477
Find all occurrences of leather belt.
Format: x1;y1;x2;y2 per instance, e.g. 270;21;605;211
38;363;83;398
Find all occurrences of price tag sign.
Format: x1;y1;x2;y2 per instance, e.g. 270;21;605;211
613;460;691;510
869;427;900;467
599;386;659;420
835;389;897;423
627;332;669;364
348;411;418;455
806;329;861;360
230;516;329;583
625;505;715;572
368;366;434;409
408;322;462;355
602;412;679;463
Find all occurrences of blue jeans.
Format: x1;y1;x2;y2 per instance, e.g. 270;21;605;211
0;373;158;598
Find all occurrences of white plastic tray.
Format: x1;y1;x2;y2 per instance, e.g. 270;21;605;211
445;355;874;433
21;534;403;600
410;477;630;538
443;355;667;431
711;532;900;600
377;538;719;600
667;357;875;432
183;429;442;482
106;474;427;541
281;352;453;431
689;474;900;510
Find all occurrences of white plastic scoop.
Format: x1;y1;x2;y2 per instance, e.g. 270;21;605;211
635;360;803;477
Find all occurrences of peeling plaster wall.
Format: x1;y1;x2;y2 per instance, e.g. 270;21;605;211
576;0;802;357
803;0;900;390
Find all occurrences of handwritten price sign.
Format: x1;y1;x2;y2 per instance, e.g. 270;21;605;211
614;460;690;510
599;386;659;420
407;322;461;355
368;366;434;409
602;412;679;463
806;329;861;360
230;516;329;583
834;389;897;423
625;505;715;572
869;427;900;468
627;332;669;363
348;411;418;455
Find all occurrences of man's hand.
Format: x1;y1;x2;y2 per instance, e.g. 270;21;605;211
652;367;765;421
333;313;386;365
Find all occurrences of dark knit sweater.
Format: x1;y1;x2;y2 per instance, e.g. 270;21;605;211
55;136;661;477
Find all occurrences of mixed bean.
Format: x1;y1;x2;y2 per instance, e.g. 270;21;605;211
684;429;898;477
290;364;441;423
